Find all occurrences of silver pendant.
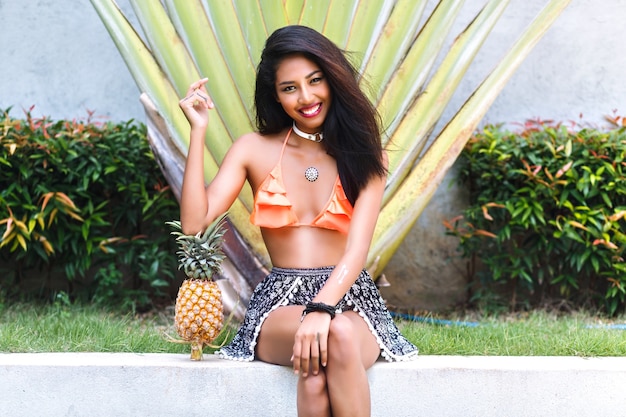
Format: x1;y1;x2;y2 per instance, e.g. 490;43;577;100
304;166;319;182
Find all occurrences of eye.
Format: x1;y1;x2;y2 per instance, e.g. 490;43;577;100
281;85;296;92
310;76;324;84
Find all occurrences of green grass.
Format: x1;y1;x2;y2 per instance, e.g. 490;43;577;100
1;303;625;356
0;303;228;354
400;311;626;356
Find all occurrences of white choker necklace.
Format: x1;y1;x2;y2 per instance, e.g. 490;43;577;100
292;122;323;143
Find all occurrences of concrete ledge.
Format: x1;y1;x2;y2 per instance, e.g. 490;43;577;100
1;353;625;417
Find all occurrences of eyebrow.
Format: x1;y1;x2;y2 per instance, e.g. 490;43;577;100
277;70;323;86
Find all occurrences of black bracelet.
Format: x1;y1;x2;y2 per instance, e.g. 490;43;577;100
301;302;337;321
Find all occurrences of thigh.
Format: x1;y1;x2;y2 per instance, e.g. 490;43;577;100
342;311;381;369
256;305;304;366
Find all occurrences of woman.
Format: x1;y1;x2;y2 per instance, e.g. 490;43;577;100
179;25;417;417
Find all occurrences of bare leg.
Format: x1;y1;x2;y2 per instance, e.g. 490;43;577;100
256;305;304;366
297;370;330;417
256;306;380;417
256;306;331;417
325;311;380;417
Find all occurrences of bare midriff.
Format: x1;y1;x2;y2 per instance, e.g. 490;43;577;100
261;226;347;269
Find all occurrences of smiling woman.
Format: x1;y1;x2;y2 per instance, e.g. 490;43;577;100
176;25;417;417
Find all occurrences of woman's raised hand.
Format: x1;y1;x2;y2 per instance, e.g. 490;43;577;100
179;78;214;130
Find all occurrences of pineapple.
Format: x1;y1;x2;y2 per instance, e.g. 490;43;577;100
167;213;228;360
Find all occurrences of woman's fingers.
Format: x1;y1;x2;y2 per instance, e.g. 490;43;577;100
309;332;321;375
292;334;316;376
318;331;328;368
182;90;211;108
185;77;209;95
292;338;304;375
293;339;311;377
180;78;214;109
178;78;214;129
180;90;213;110
293;332;329;376
292;313;332;377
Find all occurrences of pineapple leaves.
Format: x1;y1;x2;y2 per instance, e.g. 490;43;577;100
166;212;228;280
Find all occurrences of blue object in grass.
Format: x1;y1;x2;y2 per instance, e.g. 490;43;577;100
585;323;626;330
389;311;480;327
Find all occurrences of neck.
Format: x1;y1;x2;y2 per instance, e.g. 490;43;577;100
292;122;323;143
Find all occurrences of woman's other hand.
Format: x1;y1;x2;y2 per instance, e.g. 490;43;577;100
179;78;214;130
292;312;331;377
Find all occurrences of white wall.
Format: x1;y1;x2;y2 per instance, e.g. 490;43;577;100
1;0;624;126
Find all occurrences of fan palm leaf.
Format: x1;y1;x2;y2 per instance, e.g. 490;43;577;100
370;0;573;270
91;0;570;306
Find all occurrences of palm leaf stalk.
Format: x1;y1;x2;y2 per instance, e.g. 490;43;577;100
91;0;570;305
300;0;332;31
232;0;271;64
89;0;188;156
361;0;442;108
369;0;572;272
202;0;259;121
165;0;255;141
381;0;509;203
129;1;244;173
344;0;400;62
92;0;268;263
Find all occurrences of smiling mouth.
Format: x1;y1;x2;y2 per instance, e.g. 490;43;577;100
300;103;322;117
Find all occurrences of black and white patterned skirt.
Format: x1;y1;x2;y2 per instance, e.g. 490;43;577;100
217;266;418;362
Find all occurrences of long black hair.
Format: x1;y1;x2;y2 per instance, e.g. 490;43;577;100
255;25;386;206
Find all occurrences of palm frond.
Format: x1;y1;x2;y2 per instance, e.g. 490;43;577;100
91;0;571;286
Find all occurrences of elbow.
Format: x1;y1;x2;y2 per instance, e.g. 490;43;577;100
181;226;198;236
180;219;204;236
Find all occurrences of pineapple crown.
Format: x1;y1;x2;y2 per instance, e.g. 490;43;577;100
166;213;228;280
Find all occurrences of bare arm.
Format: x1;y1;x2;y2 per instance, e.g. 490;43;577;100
314;170;386;304
293;153;388;375
178;78;248;235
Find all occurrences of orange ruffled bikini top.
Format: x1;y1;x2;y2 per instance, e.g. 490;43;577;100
250;129;353;234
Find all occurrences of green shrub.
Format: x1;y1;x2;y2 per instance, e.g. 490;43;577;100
446;117;626;315
0;108;180;310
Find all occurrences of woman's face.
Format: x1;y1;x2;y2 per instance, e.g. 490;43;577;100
274;54;331;134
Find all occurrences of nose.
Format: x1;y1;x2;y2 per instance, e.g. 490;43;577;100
298;86;313;104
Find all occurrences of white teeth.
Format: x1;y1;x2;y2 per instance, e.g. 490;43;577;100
301;104;320;115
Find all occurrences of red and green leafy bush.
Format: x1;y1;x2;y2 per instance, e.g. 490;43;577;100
446;116;626;315
0;108;180;309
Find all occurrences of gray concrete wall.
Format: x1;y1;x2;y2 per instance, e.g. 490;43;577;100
1;0;624;310
0;0;626;123
0;0;140;122
2;1;623;124
442;0;626;128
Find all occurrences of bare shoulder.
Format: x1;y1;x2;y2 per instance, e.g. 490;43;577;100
235;131;264;145
230;131;283;153
229;131;260;153
222;132;261;164
230;130;286;160
227;130;288;185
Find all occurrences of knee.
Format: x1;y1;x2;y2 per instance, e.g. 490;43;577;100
327;314;360;359
299;370;327;397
